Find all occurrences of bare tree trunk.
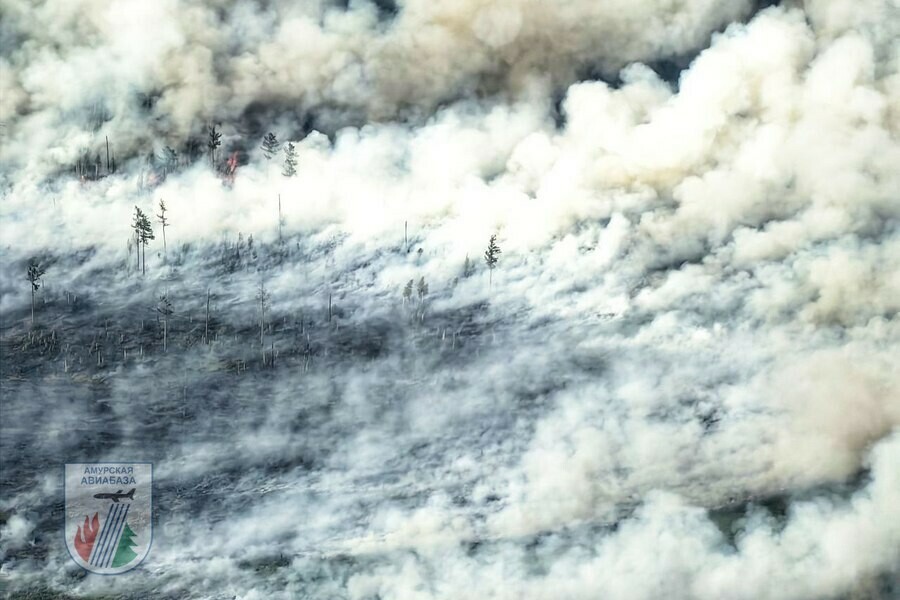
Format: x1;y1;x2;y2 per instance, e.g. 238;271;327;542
30;287;35;326
163;316;168;352
142;242;146;275
162;225;167;263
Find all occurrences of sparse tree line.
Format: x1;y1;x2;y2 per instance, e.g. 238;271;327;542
402;277;429;322
401;234;501;319
74;136;118;181
75;127;303;189
15;234;502;379
14;269;480;377
23;169;503;373
26;226;502;329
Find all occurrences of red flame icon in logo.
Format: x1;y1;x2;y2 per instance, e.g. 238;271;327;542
74;512;100;561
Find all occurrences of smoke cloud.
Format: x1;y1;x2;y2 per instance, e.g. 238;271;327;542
1;0;898;598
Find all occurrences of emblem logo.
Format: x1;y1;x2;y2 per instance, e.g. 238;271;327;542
65;463;152;574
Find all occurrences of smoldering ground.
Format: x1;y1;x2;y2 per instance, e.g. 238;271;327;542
1;0;899;599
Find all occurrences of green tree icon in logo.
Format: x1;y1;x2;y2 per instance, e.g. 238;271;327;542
111;523;138;567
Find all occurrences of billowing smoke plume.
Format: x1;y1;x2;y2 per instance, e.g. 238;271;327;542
1;0;760;175
1;0;898;598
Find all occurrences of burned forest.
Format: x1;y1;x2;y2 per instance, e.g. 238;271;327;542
1;1;899;599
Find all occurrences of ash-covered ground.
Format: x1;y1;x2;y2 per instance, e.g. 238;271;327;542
1;1;899;599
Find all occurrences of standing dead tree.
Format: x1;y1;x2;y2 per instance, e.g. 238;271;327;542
278;194;285;242
26;259;46;326
157;293;173;352
256;282;270;363
157;199;169;263
204;288;211;344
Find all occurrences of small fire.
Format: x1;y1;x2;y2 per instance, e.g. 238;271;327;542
74;512;100;561
223;152;239;186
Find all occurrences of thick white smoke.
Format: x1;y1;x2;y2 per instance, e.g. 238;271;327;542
1;0;898;598
1;0;756;174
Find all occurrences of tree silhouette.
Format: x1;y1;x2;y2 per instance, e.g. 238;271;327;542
133;207;155;274
484;234;501;288
402;279;413;305
417;277;428;301
159;146;178;176
462;254;474;278
26;259;46;326
157;293;173;352
416;277;429;322
131;208;142;271
207;124;222;166
256;281;270;350
261;132;280;162
282;142;297;177
156;199;169;262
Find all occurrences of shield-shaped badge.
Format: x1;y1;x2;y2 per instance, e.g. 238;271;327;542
65;463;152;574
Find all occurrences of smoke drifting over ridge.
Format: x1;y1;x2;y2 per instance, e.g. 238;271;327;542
1;0;899;599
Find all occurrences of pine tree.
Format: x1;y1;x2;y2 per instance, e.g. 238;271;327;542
26;259;46;326
207;124;222;166
402;279;414;304
131;207;143;271
417;277;428;301
416;277;428;322
282;142;297;177
484;234;501;288
261;132;280;162
133;207;155;275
